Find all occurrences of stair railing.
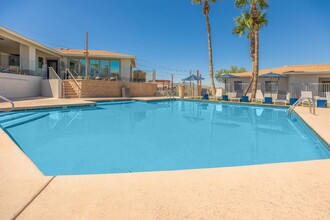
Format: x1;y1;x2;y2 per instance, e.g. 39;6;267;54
65;68;82;97
162;88;175;100
48;67;65;98
0;95;14;112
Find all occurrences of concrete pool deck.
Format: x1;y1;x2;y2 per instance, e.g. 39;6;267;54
0;98;329;219
0;97;175;111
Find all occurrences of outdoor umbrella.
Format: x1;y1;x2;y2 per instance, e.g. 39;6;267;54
182;74;204;98
259;72;288;97
215;73;239;93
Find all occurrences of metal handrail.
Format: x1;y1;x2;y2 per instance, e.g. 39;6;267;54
65;68;82;91
72;69;80;77
0;95;14;112
162;88;175;100
288;97;315;117
48;67;65;98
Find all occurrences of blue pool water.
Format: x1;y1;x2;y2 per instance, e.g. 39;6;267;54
1;100;329;176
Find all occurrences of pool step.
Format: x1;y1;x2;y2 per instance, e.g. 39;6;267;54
97;101;135;106
1;112;49;129
0;112;35;124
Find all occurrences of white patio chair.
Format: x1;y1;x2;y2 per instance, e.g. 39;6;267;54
252;90;264;104
326;92;330;107
301;91;313;107
228;92;240;102
210;89;222;101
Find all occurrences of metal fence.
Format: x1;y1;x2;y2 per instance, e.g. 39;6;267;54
289;83;330;98
225;82;330;99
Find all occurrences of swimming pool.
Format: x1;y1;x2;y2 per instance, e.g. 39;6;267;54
1;100;329;176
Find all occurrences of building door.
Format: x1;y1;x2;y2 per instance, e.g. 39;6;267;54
47;60;58;79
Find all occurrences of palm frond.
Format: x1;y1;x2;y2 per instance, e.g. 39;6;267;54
192;0;218;4
191;0;202;4
257;12;268;29
233;11;253;38
256;0;269;9
235;0;249;9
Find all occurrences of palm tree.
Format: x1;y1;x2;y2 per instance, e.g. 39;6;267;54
192;0;218;96
234;0;268;98
233;11;267;95
215;65;247;83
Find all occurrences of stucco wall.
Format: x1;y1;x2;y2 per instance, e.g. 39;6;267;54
226;78;288;92
79;80;157;98
0;52;9;68
0;72;41;99
41;79;61;98
287;74;330;84
120;59;131;81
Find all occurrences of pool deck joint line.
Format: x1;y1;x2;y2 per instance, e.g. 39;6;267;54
13;176;56;220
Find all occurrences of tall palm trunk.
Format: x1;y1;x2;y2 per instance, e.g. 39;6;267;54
243;32;255;96
243;72;254;96
250;3;259;99
204;1;216;96
251;27;259;98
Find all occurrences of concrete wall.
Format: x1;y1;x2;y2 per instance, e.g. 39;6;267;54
120;59;131;81
41;79;61;98
79;80;157;98
287;74;330;84
0;72;41;99
0;52;9;68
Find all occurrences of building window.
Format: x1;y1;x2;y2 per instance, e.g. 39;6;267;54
69;59;79;74
234;81;243;92
265;81;278;93
9;54;20;66
110;60;120;79
38;57;43;68
90;60;99;77
100;60;109;77
79;59;86;76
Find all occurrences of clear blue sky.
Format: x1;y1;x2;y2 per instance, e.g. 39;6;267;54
1;0;330;84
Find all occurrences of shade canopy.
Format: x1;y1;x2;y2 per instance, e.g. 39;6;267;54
216;73;240;79
259;72;288;78
182;74;204;82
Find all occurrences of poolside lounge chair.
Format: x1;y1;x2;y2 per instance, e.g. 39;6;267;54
228;92;241;102
251;90;264;104
209;89;222;101
326;92;330;107
301;91;313;107
274;91;290;105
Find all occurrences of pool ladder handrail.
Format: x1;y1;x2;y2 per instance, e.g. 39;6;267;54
163;88;175;100
0;95;14;112
288;97;315;117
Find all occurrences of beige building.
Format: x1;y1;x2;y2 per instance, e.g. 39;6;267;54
0;26;136;80
0;26;156;99
225;64;330;99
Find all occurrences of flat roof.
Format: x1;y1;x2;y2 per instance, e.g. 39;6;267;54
0;26;136;67
231;64;330;77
